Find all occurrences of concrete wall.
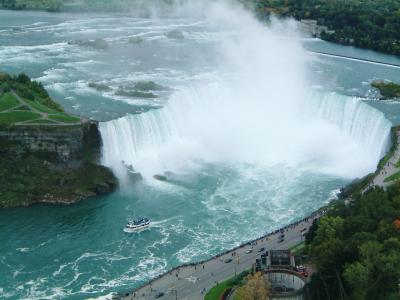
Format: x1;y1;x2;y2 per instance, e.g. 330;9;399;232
264;270;306;300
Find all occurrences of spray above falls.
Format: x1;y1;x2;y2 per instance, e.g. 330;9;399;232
99;2;391;182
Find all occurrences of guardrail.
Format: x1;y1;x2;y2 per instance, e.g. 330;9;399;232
118;206;329;298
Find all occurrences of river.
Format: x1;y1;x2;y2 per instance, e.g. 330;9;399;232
0;4;399;299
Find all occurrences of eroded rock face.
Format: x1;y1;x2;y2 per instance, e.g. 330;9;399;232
0;125;86;163
0;121;118;208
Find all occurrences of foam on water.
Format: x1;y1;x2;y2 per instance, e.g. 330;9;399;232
100;3;390;182
100;84;390;182
0;3;396;300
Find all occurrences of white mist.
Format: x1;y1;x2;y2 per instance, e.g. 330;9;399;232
100;2;391;182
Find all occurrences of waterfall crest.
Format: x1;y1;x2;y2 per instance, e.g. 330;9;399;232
100;85;391;181
98;3;391;181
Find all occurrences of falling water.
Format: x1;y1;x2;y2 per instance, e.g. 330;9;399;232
99;2;391;182
100;84;390;182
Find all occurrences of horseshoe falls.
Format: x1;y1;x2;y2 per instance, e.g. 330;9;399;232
100;86;391;182
0;2;397;299
99;3;390;183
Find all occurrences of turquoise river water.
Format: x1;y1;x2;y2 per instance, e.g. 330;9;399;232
0;5;400;299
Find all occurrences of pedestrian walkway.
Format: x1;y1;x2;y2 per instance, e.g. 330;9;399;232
364;128;400;191
120;213;321;300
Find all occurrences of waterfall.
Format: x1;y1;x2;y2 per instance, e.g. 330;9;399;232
98;3;391;182
308;91;390;162
99;84;391;181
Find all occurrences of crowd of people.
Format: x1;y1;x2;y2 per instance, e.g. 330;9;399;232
118;206;329;299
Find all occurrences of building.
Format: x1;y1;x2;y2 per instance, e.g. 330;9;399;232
298;19;335;38
251;250;307;300
265;269;307;300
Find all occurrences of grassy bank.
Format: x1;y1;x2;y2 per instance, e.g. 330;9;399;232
0;73;80;126
205;270;249;300
252;0;400;56
372;81;400;99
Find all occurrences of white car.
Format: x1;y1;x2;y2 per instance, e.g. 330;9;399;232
245;249;253;254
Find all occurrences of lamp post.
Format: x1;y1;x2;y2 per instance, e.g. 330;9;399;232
234;255;240;277
170;285;178;300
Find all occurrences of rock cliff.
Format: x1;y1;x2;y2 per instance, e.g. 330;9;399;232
0;121;118;208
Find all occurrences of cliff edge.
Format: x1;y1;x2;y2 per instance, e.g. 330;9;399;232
0;72;117;208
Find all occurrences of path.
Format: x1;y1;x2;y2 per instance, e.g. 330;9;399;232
120;213;321;300
364;128;400;191
119;126;400;300
2;90;82;126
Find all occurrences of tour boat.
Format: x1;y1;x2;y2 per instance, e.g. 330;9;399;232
124;218;151;232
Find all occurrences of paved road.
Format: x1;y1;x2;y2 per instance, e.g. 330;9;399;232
122;215;318;300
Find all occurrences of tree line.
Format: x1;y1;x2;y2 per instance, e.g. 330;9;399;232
305;183;400;299
249;0;400;56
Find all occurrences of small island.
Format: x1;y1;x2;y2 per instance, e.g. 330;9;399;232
0;72;117;208
371;80;400;100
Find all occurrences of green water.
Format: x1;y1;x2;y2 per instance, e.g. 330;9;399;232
0;8;399;299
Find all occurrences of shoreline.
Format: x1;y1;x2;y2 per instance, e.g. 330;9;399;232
115;126;399;299
120;208;326;299
308;50;400;69
1;8;400;59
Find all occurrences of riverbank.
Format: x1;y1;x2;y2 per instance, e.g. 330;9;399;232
371;80;400;100
2;0;400;57
120;209;325;300
110;126;400;300
0;72;118;208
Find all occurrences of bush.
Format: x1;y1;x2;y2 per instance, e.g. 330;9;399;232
16;73;31;84
15;85;35;101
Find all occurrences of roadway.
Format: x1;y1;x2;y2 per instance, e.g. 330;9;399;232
122;215;318;300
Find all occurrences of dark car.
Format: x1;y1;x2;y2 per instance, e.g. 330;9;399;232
155;292;164;298
278;238;284;243
258;247;265;253
224;258;233;263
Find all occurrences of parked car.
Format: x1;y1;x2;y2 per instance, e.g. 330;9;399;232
278;238;284;243
258;247;265;253
299;271;309;277
155;292;164;298
245;249;253;254
224;258;233;263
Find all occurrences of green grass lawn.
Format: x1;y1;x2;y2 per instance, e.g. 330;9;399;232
49;114;80;123
205;277;236;300
0;111;41;125
289;241;306;255
384;171;400;182
25;119;58;125
205;270;249;300
0;93;20;112
25;99;59;114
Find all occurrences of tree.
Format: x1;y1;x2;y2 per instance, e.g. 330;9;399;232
305;218;318;244
16;73;30;84
343;262;370;300
236;272;271;300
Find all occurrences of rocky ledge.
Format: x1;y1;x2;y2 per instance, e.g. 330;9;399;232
0;121;118;208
